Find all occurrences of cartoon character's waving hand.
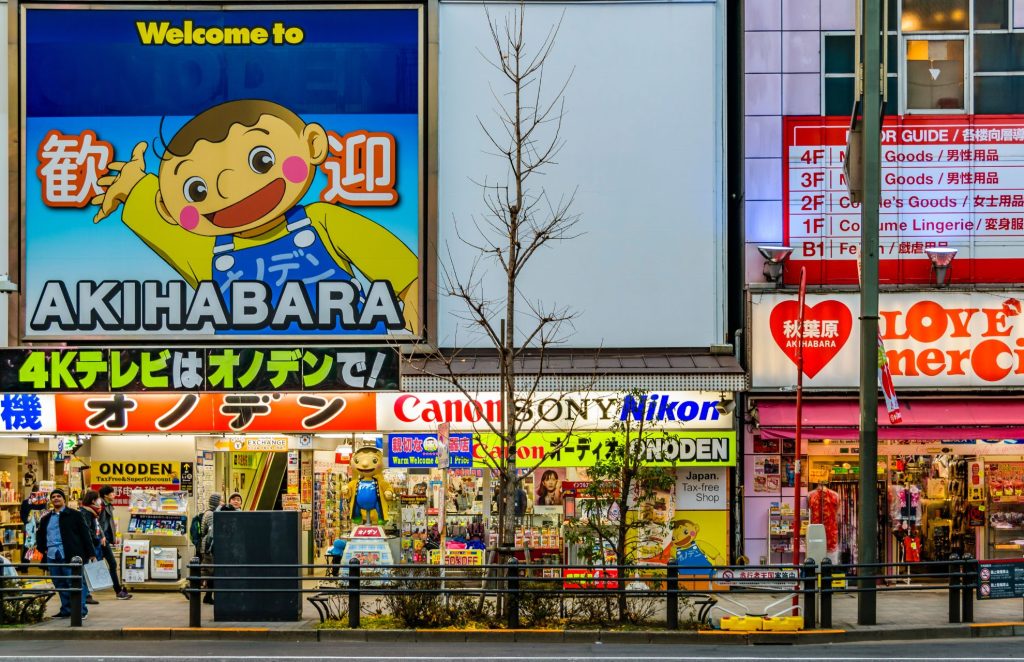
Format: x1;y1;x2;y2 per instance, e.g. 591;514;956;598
91;141;148;223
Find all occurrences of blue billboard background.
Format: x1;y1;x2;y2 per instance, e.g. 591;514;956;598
23;7;421;338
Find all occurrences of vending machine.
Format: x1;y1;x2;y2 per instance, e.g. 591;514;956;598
121;539;150;584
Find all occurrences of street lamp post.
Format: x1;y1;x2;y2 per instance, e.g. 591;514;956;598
858;0;882;626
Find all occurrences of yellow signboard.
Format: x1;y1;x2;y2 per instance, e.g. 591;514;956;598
472;431;736;468
94;461;179;484
428;549;484;566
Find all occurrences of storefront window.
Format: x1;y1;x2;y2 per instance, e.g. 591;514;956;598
901;0;969;32
905;38;966;111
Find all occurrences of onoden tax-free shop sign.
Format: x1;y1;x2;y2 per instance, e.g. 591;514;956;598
22;6;423;339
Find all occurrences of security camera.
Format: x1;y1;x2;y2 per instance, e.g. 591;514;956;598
715;397;735;416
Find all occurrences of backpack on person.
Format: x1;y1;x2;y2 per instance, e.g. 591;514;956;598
189;513;205;549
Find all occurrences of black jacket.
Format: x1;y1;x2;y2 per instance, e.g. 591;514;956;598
35;508;96;561
80;508;102;548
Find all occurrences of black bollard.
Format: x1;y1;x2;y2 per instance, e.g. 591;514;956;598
666;560;679;630
348;558;361;628
819;559;833;629
69;556;83;628
507;558;520;629
961;554;974;623
948;553;961;624
188;556;202;628
802;558;817;630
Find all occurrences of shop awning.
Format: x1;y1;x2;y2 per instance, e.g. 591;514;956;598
756;398;1024;440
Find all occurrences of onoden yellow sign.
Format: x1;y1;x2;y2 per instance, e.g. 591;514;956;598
94;461;179;484
471;431;736;468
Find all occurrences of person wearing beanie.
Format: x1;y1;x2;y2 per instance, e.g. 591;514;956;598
227;492;243;511
36;488;97;619
199;493;222;604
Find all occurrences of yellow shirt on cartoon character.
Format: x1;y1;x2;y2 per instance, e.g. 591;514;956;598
122;174;417;295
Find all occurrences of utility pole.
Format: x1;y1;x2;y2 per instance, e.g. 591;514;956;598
857;0;882;626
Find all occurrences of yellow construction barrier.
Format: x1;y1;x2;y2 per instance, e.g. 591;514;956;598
760;615;804;631
720;616;763;631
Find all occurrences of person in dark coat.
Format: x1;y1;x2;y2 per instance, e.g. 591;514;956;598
35;489;97;618
96;486;132;599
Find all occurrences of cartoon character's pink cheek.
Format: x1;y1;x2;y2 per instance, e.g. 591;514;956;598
179;206;200;231
282;156;309;183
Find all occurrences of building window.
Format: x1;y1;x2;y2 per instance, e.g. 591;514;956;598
820;1;1019;116
822;34;899;116
906;38;966;110
902;0;969;32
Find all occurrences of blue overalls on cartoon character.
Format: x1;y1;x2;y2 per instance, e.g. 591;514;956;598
211;205;384;335
343;447;393;525
673;519;717;578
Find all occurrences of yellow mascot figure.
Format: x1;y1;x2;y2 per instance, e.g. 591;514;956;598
342;447;395;524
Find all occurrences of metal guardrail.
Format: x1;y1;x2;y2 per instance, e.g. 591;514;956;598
0;556;85;627
182;554;980;630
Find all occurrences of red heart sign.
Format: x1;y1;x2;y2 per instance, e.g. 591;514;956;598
769;300;853;378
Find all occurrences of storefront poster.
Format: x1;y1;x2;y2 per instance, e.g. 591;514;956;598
428;549;483;566
22;6;423;340
472;431;737;468
386;433;473;468
784;115;1024;285
671;511;727;575
676;467;727;510
752;291;1024;388
376;391;734;431
89;483;177;506
0;347;400;392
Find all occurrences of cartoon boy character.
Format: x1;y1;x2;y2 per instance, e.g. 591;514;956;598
672;519;724;577
341;447;395;525
91;99;418;333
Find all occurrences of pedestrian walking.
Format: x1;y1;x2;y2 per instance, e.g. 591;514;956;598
200;493;222;604
96;486;132;600
79;490;104;605
35;489;97;619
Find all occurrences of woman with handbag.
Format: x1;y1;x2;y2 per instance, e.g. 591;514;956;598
80;491;106;605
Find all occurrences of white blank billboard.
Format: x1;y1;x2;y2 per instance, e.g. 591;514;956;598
437;1;725;348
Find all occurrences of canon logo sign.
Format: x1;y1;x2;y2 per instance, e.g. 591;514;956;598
377;392;733;432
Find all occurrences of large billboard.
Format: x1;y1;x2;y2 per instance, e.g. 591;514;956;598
20;4;423;340
784;115;1024;285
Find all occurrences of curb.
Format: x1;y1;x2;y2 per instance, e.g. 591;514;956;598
1;623;1021;644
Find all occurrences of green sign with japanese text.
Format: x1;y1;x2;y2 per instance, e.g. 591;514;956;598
0;347;398;392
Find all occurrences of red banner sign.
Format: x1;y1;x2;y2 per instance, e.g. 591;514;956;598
784;115;1024;285
54;392;377;433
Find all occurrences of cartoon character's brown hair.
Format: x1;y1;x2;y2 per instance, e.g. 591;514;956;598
165;99;305;158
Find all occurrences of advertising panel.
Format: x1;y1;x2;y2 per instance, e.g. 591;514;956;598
0;347;399;392
752;290;1024;388
472;431;737;468
386;432;473;468
376;391;733;432
21;5;423;340
784;115;1024;285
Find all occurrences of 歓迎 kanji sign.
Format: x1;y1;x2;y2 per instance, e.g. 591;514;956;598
0;347;398;392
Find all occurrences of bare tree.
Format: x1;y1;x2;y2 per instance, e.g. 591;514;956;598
421;3;581;552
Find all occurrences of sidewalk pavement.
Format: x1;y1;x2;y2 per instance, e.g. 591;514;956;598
5;583;1024;643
